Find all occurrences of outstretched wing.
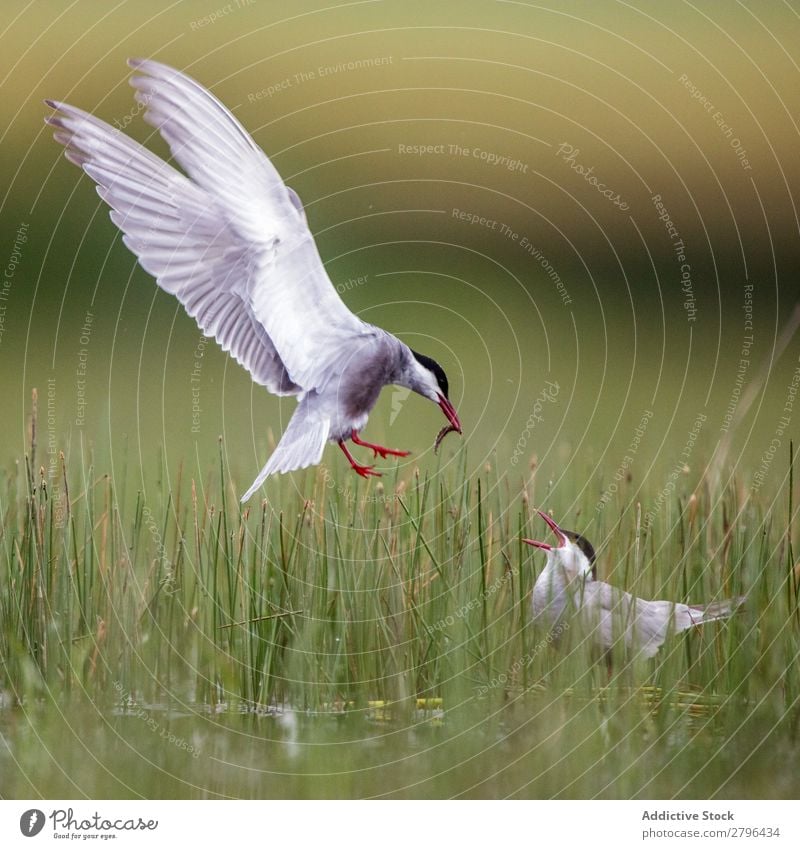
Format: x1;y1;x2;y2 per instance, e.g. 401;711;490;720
46;99;300;394
46;100;299;395
46;58;371;395
127;58;372;391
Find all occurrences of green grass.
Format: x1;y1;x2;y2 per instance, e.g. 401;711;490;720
1;421;798;798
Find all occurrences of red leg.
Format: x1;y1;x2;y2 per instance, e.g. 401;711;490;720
351;430;411;459
339;441;381;478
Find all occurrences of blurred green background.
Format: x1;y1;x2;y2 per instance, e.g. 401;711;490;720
1;0;798;512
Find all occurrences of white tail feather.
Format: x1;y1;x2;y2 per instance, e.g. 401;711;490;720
688;595;747;624
241;405;330;502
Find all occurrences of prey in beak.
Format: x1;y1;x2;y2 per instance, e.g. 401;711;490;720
434;394;462;453
438;394;462;434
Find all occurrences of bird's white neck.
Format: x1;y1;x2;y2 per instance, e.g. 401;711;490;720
549;542;593;581
532;548;592;624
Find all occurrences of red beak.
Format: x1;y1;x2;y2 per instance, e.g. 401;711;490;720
438;395;462;434
523;509;567;550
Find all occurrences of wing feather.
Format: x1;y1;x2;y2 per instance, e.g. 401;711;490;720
46;99;298;395
126;58;372;391
48;58;373;397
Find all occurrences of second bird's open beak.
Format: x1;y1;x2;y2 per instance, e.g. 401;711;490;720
523;509;567;550
438;395;462;434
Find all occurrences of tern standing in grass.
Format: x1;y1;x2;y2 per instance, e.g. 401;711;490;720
524;510;746;660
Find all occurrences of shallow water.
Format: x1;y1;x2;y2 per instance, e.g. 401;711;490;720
2;691;797;799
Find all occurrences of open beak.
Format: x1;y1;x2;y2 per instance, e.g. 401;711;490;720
523;509;567;550
438;395;462;434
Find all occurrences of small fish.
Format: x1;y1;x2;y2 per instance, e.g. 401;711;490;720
434;423;458;454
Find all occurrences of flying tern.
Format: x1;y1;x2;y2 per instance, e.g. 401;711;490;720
45;59;462;502
524;510;745;660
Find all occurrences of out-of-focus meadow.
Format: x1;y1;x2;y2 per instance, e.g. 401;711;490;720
1;0;798;798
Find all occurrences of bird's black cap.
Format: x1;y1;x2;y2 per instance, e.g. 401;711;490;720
564;529;597;579
411;350;449;398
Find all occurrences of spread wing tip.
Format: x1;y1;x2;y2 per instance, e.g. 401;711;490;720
127;56;151;71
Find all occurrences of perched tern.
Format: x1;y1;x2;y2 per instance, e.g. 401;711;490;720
45;59;462;502
524;510;745;660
